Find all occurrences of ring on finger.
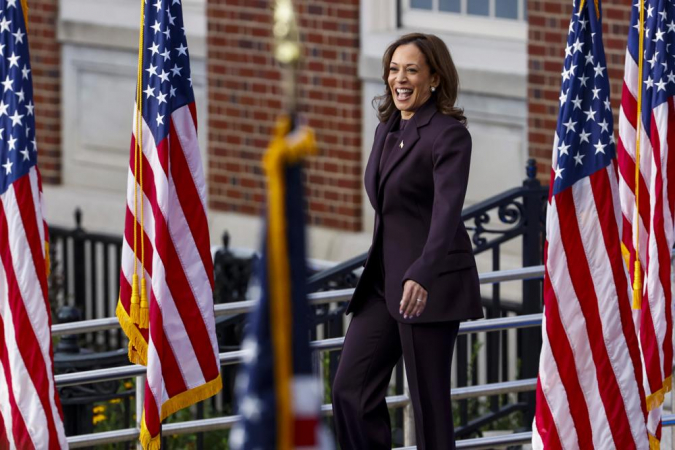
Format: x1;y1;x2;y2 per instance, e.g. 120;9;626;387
416;298;422;303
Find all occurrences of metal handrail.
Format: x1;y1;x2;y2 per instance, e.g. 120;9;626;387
64;378;537;447
54;314;543;387
398;431;534;450
52;265;546;337
307;313;542;352
451;378;536;400
66;412;675;448
397;431;534;449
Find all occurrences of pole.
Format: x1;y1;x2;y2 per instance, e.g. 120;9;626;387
135;375;145;450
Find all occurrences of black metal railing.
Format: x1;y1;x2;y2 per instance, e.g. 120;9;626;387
49;209;124;351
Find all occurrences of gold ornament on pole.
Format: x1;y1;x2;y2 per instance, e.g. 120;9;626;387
274;0;301;115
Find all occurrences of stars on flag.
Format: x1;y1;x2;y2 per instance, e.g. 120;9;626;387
593;62;605;77
553;0;616;194
2;158;11;174
571;94;583;109
0;17;11;33
558;141;571;156
0;2;39;184
2;75;12;92
144;84;155;99
139;0;194;143
563;118;577;133
594;140;607;155
559;89;568;106
627;0;675;130
573;152;585;166
584;106;596;122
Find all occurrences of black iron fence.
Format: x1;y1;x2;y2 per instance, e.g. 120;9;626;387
48;209;124;350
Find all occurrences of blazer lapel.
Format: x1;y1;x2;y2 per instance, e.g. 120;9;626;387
365;114;398;211
378;125;418;194
378;98;439;194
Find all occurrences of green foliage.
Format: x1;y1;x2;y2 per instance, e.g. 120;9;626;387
86;378;232;449
322;351;333;404
87;380;137;450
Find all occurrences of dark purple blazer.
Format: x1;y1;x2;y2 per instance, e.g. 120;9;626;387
347;98;484;323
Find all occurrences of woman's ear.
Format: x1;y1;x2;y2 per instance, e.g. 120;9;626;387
431;74;440;89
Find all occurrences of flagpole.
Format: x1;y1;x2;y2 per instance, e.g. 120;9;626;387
136;374;145;450
632;0;646;309
274;0;301;123
269;3;301;447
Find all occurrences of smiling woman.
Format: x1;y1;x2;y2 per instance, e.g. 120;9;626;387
387;44;438;120
332;33;483;450
374;33;466;125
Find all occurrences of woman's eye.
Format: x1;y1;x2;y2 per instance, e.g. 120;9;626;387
389;67;397;72
408;69;417;73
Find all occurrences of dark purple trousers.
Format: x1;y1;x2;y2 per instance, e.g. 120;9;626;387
332;294;460;450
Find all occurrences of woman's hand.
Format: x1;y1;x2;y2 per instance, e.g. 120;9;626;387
400;280;428;319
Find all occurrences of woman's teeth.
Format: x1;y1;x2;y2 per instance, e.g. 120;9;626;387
396;88;412;101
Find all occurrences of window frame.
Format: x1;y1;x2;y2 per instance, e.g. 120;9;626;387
400;0;527;41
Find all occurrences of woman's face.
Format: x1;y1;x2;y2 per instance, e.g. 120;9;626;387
387;44;438;119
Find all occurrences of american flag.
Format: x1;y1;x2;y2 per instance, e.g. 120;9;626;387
229;119;326;449
617;0;675;446
533;0;651;448
0;0;68;448
115;0;221;447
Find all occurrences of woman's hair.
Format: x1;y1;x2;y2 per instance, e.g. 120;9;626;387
373;33;466;125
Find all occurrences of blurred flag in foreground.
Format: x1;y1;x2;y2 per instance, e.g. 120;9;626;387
116;0;221;448
617;0;675;446
0;1;68;448
230;118;327;449
533;0;650;448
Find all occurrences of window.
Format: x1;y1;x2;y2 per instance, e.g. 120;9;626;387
409;0;525;20
401;0;527;40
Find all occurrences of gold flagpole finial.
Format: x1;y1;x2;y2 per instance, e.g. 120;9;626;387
273;0;300;115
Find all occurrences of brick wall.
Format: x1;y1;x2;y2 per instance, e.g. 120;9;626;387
528;0;632;181
206;0;362;231
27;0;61;184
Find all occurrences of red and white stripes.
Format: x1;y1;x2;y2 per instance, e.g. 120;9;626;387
617;46;675;446
117;103;221;449
0;168;67;449
534;159;650;449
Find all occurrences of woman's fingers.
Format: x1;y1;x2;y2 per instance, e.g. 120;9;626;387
410;286;427;317
412;288;428;317
403;286;418;318
399;282;412;316
400;281;427;319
